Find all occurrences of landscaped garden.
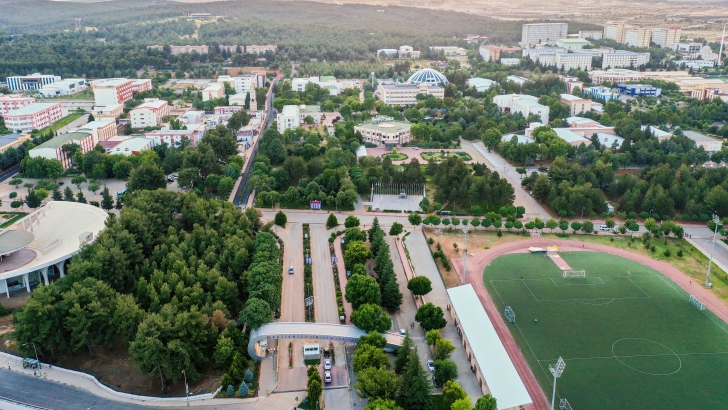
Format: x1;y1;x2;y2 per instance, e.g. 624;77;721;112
421;151;471;162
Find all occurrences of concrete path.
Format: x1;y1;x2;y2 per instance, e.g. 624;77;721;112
403;231;484;399
332;233;354;325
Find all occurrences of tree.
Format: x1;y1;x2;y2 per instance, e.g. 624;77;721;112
408;213;422;228
88;183;101;195
213;336;236;369
239;382;249;397
344;241;373;269
353;344;391;373
101;186;114;211
238;298;273;330
357;331;387;349
345;215;361;228
397;346;432;410
570;221;581;233
113;160;133;179
389;222;404;236
52;188;62;201
415;302;446;331
63;186;75;201
274;211;287;227
419;197;431;213
434;359;458;385
546;218;558;232
442;380;467;409
364;398;403;410
351;304;392;333
395;331;413;374
307;378;322;407
227;110;251;131
425;329;442;347
326;213;339;229
76;191;87;204
355;366;398;400
582;220;594;233
474;394;497;410
433;338;455;361
407;276;432;296
128;163;167;191
9;178;22;188
71;176;87;189
346;275;381;309
452;398;473;410
25;189;41;208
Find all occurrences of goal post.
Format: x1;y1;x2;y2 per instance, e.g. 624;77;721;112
689;294;706;311
504;306;515;323
563;270;586;278
559;398;573;410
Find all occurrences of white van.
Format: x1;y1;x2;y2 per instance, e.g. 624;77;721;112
599;224;610;231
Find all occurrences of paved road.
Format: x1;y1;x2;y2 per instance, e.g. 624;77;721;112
311;225;339;324
685;226;728;280
404;231;483;399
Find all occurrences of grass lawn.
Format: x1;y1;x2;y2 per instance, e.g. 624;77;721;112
45;88;94;100
483;252;728;409
382;153;408;161
37;112;86;134
421;151;472;162
0;212;27;228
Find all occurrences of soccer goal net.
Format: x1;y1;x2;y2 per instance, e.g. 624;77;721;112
559;398;573;410
563;270;586;278
504;306;515;323
689;294;706;311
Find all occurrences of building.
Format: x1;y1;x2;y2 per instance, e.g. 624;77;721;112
466;78;497;92
555;38;591;51
145;123;207;147
617;84;662;97
683;130;722;153
521;23;568;46
353;116;412;149
651;27;681;48
246;45;277;55
561;94;592;116
561;76;584;94
214;106;246;118
501;134;534;144
228;92;248;106
276;105;321;133
602;51;650;69
201;83;225;101
219;45;240;54
500;58;521;67
91;79;152;106
290;76;355;96
0;94;35;116
553;128;591;146
447;285;533;409
39;79;87;97
641;125;673;141
217;75;256;94
579;30;603;40
169;45;209;55
506;75;529;85
479;45;502;62
3;103;64;133
493;94;549;124
376;45;421;59
75;119;117;144
0;202;108;299
179;111;205;125
91;104;124;120
29;131;94;168
589;69;644;84
407;68;449;86
376;83;444;106
106;137;154;156
522;47;565;59
624;28;651;48
6;73;59;91
464;34;488;43
583;86;621;102
604;22;626;43
670;42;703;55
0;133;31;153
129;99;170;129
429;46;467;56
533;52;591;71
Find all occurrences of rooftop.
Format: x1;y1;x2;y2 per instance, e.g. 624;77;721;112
556;38;591;44
683;130;719;143
134;99;167;110
110;137;153;153
33;131;91;150
94;79;131;87
554;128;590;144
77;119;115;130
5;103;60;116
0;133;30;149
560;93;587;101
356;120;411;132
299;105;321;114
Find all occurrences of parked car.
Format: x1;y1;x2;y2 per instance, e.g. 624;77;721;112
288;266;294;274
324;371;332;383
400;328;406;336
58;182;64;186
432;377;441;388
413;146;420;150
324;359;332;370
427;359;435;372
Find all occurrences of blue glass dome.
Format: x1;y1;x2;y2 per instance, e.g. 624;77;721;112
407;68;449;85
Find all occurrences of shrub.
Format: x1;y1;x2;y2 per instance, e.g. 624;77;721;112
651;245;656;252
677;249;683;257
239;382;249;397
558;210;567;217
227;385;235;396
608;212;615;217
10;200;22;209
628;212;637;219
244;369;253;383
568;211;576;217
8;192;17;199
663;249;671;257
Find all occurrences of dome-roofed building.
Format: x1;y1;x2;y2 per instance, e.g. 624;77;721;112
407;68;449;85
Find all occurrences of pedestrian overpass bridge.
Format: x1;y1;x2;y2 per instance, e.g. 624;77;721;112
248;322;406;360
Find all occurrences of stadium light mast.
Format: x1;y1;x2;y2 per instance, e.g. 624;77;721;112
705;213;721;287
462;222;470;284
549;357;566;410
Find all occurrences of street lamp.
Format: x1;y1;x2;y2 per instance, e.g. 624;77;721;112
462;222;470;285
22;342;40;370
706;213;721;288
182;369;190;406
549;357;566;410
581;207;585;220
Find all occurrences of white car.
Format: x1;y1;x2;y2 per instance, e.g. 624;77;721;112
324;371;332;383
413;146;420;150
427;359;435;372
288;266;294;274
400;328;406;336
324;359;332;370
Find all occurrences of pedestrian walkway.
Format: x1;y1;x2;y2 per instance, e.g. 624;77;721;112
332;234;353;325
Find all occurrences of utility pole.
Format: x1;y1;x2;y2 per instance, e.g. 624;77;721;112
182;369;189;406
706;214;721;288
462;222;470;284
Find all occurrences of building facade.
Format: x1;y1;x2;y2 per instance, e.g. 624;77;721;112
39;79;87;97
651;27;681;48
579;30;603;40
602;51;650;69
555;38;591;51
604;22;626;42
617;84;662;97
624;28;651;48
6;74;59;91
560;94;592;116
145;124;207;147
202;83;225;101
169;45;209;55
521;23;568;46
246;45;277;55
276;105;322;133
376;45;421;59
376;83;444;106
129;99;170;129
75;119;117;144
0;94;36;116
493;94;549;124
589;69;644;84
4;103;64;133
217;75;256;94
91;79;151;106
354;116;412;148
29;131;94;168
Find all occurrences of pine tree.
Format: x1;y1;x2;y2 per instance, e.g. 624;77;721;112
397;347;433;410
326;213;339;229
381;275;403;312
25;189;41;208
63;186;75;201
101;186;114;211
52;188;62;201
76;191;87;204
115;197;123;210
369;217;382;243
395;332;413;374
228;352;246;385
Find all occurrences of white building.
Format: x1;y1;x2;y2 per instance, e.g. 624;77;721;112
91;78;153;106
91;104;124;120
3;103;65;133
39;79;87;98
217;75;256;94
506;75;529;85
6;73;60;91
75;119;117;144
555;38;591;51
579;30;603;40
466;78;497;92
201;83;225;101
604;22;626;42
521;23;568;46
290;76;355;96
624;28;651;48
130;99;170;129
589;69;644;84
376;83;444;106
429;46;467;56
376;45;421;59
500;58;521;67
228;92;248;106
651;27;681;48
560;94;592;116
354;116;412;149
602;51;650;69
532;52;592;71
0;94;36;116
493;94;549;124
276;105;321;133
522;47;565;59
683;130;722;153
145;123;207;147
107;137;155;156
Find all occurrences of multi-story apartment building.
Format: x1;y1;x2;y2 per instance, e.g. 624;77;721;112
170;45;209;55
354;116;412;149
521;23;568;47
145;123;207;147
376;83;444;106
534;52;592;71
0;94;35;116
651;27;681;48
29;131;94;168
589;69;644;84
3;103;64;133
555;39;591;51
202;83;225;101
522;47;566;59
276;105;322;133
583;86;621;102
624;28;651;48
429;46;467;56
91;104;124;120
602;51;650;69
217;75;256;94
74;119;117;144
376;45;421;59
561;76;584;94
560;94;593;116
579;30;603;40
6;73;60;91
129;99;170;129
0;133;31;153
670;42;703;55
479;45;523;62
617;84;662;97
39;79;87;97
91;79;153;106
603;22;626;43
493;94;549;124
246;45;277;55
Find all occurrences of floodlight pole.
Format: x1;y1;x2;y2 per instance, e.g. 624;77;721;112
549;357;565;410
462;223;469;284
706;213;721;287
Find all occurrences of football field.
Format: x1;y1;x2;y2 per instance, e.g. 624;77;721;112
483;252;728;409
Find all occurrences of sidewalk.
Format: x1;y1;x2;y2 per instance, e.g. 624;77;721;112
332;233;353;325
